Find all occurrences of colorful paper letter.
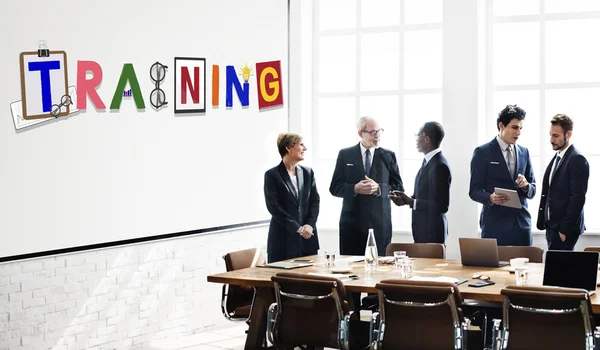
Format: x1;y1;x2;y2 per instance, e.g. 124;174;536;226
212;65;219;107
225;65;249;108
174;57;206;113
256;60;283;110
76;60;106;110
28;61;60;112
110;64;145;109
181;67;200;104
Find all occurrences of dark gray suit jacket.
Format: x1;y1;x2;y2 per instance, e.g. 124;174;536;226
329;143;403;255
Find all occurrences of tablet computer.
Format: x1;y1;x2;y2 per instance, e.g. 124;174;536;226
494;187;522;209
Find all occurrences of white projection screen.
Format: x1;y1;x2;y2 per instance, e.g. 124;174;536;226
0;0;288;260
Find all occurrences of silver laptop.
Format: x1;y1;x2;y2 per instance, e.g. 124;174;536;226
543;250;599;293
459;238;509;267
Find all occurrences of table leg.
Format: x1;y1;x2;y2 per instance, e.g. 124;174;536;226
245;287;274;349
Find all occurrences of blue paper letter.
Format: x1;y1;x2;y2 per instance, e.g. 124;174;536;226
225;65;249;108
28;61;61;112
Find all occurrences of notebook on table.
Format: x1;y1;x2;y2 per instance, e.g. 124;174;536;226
259;261;313;269
459;238;509;267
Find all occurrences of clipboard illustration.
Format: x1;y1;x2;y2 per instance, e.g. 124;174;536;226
11;85;79;130
19;48;69;120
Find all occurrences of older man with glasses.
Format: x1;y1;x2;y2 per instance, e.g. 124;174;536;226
330;116;403;259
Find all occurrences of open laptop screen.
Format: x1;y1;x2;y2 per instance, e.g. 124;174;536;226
543;250;599;292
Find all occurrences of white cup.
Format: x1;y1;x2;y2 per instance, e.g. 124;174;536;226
335;260;349;270
510;257;529;268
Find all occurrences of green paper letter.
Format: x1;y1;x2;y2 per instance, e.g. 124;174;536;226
110;63;145;109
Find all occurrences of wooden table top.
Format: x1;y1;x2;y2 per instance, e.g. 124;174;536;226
207;255;600;311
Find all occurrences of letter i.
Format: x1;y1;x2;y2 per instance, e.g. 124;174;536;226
212;65;219;107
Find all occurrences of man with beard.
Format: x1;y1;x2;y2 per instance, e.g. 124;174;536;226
537;114;589;251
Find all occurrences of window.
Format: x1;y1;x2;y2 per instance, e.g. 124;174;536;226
488;1;600;231
313;0;443;230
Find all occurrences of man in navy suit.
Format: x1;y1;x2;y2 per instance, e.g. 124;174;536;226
469;105;537;246
330;116;403;257
391;122;451;244
537;114;589;251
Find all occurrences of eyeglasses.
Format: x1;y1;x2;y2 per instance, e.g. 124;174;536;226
472;273;490;281
50;94;73;117
362;128;384;136
149;61;168;109
414;133;426;140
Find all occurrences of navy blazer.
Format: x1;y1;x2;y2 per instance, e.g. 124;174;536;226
412;152;451;244
264;162;320;263
329;143;403;255
536;145;589;236
469;138;536;239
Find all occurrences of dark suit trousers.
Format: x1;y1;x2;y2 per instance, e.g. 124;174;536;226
546;225;579;251
482;220;531;246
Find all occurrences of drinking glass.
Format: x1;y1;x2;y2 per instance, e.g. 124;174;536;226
515;267;528;286
394;251;407;270
325;250;337;268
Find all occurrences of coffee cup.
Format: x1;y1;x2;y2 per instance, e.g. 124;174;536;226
510;257;529;268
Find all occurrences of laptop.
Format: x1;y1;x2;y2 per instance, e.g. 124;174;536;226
459;238;509;267
543;250;599;293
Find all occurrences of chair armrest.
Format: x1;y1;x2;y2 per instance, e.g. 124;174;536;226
491;318;503;350
459;317;471;350
369;312;381;349
340;312;353;350
266;302;277;346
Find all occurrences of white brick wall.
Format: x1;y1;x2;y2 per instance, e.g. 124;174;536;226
0;225;268;350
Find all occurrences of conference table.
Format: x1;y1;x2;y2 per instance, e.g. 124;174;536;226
207;255;600;349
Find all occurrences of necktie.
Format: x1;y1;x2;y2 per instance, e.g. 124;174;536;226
365;149;371;177
550;155;562;181
546;155;562;221
507;145;515;178
417;158;426;177
415;159;427;194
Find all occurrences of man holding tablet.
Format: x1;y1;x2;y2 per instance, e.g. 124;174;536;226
469;105;537;246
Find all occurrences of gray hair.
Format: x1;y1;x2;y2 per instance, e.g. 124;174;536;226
356;116;375;131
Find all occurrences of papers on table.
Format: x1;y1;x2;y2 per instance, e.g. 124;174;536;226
307;272;359;280
337;256;364;263
409;275;468;285
261;261;313;269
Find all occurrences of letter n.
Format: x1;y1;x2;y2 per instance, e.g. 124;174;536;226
174;57;206;113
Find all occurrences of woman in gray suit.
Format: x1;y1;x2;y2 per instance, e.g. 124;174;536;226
264;133;320;263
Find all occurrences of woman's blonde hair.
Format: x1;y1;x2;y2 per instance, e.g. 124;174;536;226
277;133;302;158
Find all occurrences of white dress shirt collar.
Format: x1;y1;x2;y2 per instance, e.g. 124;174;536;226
424;148;442;165
359;142;377;155
556;143;572;159
496;135;513;152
